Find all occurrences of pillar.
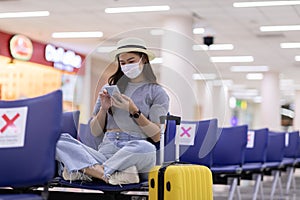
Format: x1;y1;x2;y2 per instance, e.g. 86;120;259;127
294;90;300;130
212;85;231;126
159;15;199;120
260;72;281;130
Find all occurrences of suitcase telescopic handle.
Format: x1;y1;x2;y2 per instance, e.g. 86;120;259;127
159;115;181;164
159;115;181;125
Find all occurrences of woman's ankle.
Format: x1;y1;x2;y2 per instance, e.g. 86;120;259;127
84;164;107;182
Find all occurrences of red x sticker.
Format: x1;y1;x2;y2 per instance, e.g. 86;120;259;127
180;126;192;137
1;113;20;133
0;107;28;148
176;123;196;146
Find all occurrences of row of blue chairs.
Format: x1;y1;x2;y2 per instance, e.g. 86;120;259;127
62;114;300;200
1;90;300;200
48;107;300;200
163;118;300;200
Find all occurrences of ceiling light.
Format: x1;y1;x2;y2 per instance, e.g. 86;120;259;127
105;5;170;13
231;84;247;89
232;89;259;97
210;56;254;63
296;56;300;61
260;25;300;32
280;43;300;48
52;31;103;38
233;1;300;7
193;44;234;51
192;73;217;80
0;11;49;18
193;28;205;34
246;73;264;80
213;79;233;86
231;65;269;72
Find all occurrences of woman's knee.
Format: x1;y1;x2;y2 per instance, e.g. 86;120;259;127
127;140;156;153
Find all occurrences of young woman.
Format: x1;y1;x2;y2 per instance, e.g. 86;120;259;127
56;37;169;185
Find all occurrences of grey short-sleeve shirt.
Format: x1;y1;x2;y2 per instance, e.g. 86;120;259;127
92;82;169;138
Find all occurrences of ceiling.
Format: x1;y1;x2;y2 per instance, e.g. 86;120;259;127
0;0;300;104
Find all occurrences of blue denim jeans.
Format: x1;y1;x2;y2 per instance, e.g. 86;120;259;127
55;133;156;180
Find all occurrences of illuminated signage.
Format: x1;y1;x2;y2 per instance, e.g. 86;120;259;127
45;44;82;72
9;35;33;61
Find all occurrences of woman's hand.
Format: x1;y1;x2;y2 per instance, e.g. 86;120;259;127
111;94;138;113
99;90;112;111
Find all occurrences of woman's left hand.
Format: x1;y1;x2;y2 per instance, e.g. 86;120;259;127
111;94;138;113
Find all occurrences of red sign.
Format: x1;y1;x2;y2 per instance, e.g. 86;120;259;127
0;113;20;133
9;34;33;61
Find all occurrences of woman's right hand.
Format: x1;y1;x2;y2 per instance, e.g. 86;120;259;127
99;90;112;111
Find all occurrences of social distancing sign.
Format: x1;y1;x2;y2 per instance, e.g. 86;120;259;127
175;123;196;146
247;130;255;148
0;107;28;148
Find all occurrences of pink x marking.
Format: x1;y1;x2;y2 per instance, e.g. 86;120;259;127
0;113;20;133
180;126;191;137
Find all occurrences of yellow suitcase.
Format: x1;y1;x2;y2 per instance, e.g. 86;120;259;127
148;163;213;200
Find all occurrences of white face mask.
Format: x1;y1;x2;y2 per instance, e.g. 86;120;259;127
121;58;143;79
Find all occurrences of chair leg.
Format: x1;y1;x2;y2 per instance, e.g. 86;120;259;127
41;184;49;200
270;170;283;200
228;178;238;200
236;184;241;200
292;169;296;192
285;167;294;194
270;170;279;200
252;174;263;200
278;173;283;198
259;178;265;200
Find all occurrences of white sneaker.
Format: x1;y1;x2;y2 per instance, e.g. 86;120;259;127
62;168;92;182
108;165;140;185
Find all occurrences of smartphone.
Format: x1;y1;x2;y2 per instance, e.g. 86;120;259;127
104;85;121;97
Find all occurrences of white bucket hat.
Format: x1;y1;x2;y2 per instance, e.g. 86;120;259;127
110;37;155;61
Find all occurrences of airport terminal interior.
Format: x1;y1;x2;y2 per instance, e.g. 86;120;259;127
0;0;300;199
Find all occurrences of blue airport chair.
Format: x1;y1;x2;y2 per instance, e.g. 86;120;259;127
56;110;81;177
294;131;300;191
211;125;248;200
0;194;44;200
0;90;63;200
263;131;285;199
282;131;299;194
60;110;80;138
295;131;300;162
242;128;269;200
163;118;218;167
78;122;103;150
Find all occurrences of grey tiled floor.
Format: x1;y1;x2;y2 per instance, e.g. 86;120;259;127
213;168;300;200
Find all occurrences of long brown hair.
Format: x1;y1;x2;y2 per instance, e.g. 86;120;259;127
108;52;157;93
